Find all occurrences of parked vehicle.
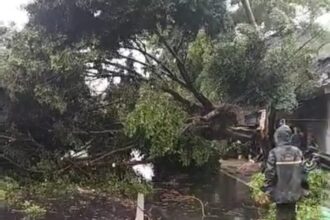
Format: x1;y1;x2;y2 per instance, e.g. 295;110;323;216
303;145;320;172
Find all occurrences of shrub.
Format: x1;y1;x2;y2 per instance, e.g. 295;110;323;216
249;170;329;220
22;201;47;220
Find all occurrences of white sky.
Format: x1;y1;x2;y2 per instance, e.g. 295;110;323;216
317;13;330;30
0;0;31;29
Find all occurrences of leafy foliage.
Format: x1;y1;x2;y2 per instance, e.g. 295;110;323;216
250;171;329;220
249;172;270;206
22;201;47;220
26;0;228;49
0;0;329;178
125;86;187;157
0;28;133;171
1;169;152;219
191;26;318;111
177;135;217;166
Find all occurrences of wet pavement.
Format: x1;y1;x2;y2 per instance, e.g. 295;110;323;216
146;172;260;220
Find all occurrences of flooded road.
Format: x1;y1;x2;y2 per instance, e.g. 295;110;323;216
146;172;260;220
1;172;260;220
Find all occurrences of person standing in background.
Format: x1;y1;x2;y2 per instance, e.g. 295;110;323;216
291;127;305;152
263;123;309;220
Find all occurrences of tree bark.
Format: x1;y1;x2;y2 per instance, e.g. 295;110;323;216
240;0;258;30
161;87;201;113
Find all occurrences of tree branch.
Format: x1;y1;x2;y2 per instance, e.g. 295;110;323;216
103;61;143;77
161;87;201;113
0;154;43;174
201;104;238;121
72;129;120;135
124;46;179;80
124;44;193;88
90;144;135;164
292;30;323;57
240;0;258;30
155;30;214;110
87;69;146;82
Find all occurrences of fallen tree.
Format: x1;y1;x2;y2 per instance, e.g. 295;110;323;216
1;0;329;174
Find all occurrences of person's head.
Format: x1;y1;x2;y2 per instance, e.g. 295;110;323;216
293;127;299;134
274;124;292;146
278;118;286;128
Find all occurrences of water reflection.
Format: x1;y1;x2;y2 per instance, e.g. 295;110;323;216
147;172;260;220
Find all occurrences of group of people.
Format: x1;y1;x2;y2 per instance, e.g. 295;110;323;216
263;119;312;220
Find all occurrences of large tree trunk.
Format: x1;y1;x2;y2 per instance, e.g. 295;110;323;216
258;107;277;170
268;107;277;148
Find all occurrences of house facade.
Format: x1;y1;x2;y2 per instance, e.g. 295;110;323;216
287;85;329;154
274;56;330;154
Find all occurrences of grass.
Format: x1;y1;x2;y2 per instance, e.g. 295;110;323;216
0;189;6;200
22;201;47;220
1;171;152;219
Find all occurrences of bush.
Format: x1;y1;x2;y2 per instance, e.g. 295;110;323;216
0;189;5;200
2;170;152;219
249;172;270;206
249;170;329;220
22;201;47;220
0;176;20;205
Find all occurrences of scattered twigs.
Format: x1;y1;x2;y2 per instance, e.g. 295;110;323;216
58;143;137;175
182;195;206;218
158;189;209;219
66;158;93;179
90;144;134;164
0;154;43;174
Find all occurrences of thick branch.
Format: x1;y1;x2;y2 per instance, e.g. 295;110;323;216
72;129;120;135
103;61;142;78
156;31;214;110
240;0;258;30
0;135;16;141
122;46;189;88
292;30;323;57
116;53;150;68
87;69;146;82
0;154;43;174
201;104;238;121
90;144;135;164
124;46;178;80
226;127;256;139
161;87;201;113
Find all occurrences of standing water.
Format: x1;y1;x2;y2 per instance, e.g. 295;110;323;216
146;172;260;220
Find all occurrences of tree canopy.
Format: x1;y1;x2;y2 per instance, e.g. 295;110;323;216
1;0;329;173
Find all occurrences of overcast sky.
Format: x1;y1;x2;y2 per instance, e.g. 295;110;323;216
0;0;31;28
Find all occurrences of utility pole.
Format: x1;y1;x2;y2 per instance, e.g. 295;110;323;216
240;0;258;31
135;192;144;220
